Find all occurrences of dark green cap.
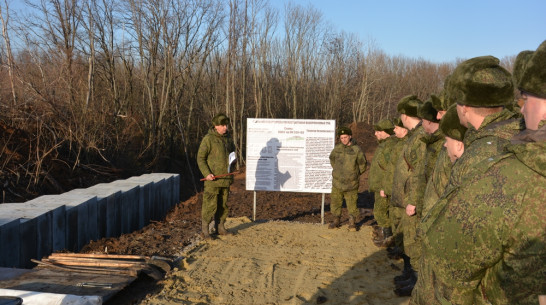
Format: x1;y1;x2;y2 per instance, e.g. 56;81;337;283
429;94;443;111
212;113;230;126
373;119;395;135
337;126;352;136
439;105;467;141
441;74;455;109
397;95;423;117
518;40;546;98
393;117;404;127
512;50;534;87
418;100;440;123
445;56;514;107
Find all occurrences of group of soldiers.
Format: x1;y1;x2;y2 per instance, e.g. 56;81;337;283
365;40;545;303
195;40;545;304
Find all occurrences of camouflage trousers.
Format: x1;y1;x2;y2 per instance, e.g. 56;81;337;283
373;192;392;228
390;206;405;249
401;213;421;270
202;186;230;223
330;187;359;218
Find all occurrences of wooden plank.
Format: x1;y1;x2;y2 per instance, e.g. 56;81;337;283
32;259;138;277
0;268;136;302
43;258;148;269
50;252;150;260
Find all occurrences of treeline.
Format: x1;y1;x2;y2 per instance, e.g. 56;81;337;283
0;0;513;198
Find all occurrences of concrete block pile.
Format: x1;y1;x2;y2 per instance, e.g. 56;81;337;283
0;173;180;268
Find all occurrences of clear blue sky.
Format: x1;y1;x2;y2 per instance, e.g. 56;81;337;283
275;0;546;63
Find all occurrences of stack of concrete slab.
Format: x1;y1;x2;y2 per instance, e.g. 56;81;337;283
0;173;180;269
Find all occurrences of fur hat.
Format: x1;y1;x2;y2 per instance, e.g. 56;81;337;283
397;95;423;117
441;74;455;110
337;126;352;136
418;100;440;123
445;56;514;107
440;105;467;141
212;113;230;126
518;40;546;98
513;50;534;87
373;119;395;135
429;94;443;112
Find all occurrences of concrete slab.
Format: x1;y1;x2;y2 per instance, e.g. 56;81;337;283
0;217;20;268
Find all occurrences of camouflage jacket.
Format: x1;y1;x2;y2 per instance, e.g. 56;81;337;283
421;129;444;183
413;124;546;305
384;135;408;197
420;147;451;218
448;109;523;189
329;139;367;191
368;136;397;193
391;124;427;208
197;128;236;188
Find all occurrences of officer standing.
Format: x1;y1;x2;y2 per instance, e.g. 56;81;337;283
197;113;236;239
328;126;367;231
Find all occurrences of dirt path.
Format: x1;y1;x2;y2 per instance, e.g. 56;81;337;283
141;217;410;305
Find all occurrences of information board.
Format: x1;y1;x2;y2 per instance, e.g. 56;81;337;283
246;118;335;193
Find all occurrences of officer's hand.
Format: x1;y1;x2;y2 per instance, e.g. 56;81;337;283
206;174;215;181
380;190;386;198
406;204;416;216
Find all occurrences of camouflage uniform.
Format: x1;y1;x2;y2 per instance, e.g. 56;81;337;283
197;127;236;224
329;138;367;218
411;124;546;305
368;136;397;228
420;148;450;217
384;135;408;247
448;109;522;189
391;124;427;265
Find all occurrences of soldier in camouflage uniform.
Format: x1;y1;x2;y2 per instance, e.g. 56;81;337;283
197;113;236;239
411;41;546;305
390;95;425;296
384;118;408;260
368;119;397;247
328;126;367;231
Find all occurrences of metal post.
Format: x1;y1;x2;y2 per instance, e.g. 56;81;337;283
253;191;257;221
321;193;325;225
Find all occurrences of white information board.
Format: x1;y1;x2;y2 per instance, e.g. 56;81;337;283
246;118;335;193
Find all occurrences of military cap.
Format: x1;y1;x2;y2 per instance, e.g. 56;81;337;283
441;74;455;110
429;94;443;111
512;50;534;87
518;40;546;98
397;95;423;117
418;100;440;123
212;113;230;126
337;126;352;136
439;105;467;141
445;56;514;107
393;117;404;127
373;119;395;135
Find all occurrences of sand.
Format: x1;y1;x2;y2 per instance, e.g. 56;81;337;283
141;217;411;305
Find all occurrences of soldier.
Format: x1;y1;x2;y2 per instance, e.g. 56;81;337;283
384;118;408;260
328;126;367;231
447;56;522;189
197;113;236;239
411;41;546;304
390;95;425;296
368;118;396;247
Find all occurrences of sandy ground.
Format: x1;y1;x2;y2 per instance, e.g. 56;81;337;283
141;217;410;305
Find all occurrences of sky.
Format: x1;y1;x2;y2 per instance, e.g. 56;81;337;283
274;0;546;63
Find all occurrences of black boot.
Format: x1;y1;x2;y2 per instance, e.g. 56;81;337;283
387;246;403;260
394;271;417;296
217;220;233;236
348;215;357;231
328;216;340;229
201;220;211;239
394;255;412;282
